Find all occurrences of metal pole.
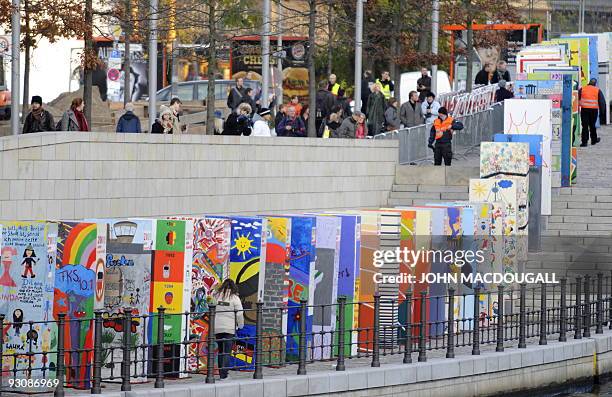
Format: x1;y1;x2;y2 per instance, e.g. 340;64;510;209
10;0;20;135
54;313;66;397
496;285;504;352
446;288;455;358
596;273;603;334
539;284;547;345
276;0;283;108
418;291;427;362
519;283;526;348
124;0;132;106
559;278;567;342
336;297;346;371
584;275;591;337
253;301;263;379
403;290;412;364
155;307;165;388
261;0;271;107
148;0;158;129
91;311;103;394
171;40;178;97
206;304;216;384
430;0;439;96
472;287;480;355
121;308;133;391
575;277;582;339
297;299;307;375
353;0;363;112
371;292;380;368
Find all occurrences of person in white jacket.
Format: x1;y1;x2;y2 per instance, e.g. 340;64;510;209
213;279;244;379
251;108;273;137
421;92;441;124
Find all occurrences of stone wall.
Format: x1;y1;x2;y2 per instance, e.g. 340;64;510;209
0;132;398;220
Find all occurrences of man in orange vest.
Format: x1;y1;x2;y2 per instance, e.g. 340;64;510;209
579;78;606;147
428;107;455;166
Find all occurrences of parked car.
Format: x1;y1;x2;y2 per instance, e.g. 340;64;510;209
156;79;260;103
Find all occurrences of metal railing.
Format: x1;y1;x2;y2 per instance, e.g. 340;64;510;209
2;273;611;395
374;102;505;165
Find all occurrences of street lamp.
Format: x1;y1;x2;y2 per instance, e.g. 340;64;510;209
11;0;20;135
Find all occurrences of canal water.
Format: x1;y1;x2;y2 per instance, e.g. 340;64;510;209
565;380;612;396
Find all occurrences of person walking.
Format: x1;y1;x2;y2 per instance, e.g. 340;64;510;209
169;97;183;134
116;102;142;133
376;71;394;100
22;96;55;134
334;111;367;139
227;77;247;111
416;68;432;102
60;98;89;132
491;61;511;84
151;105;174;134
277;106;305;137
360;70;374;114
252;108;273;137
327;74;340;96
428;107;456;166
421;92;441;124
494;80;514;103
384;98;401;131
366;83;385;136
213;279;244;380
400;91;423;128
579;78;607;146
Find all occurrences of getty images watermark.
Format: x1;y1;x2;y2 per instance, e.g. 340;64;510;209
372;247;559;284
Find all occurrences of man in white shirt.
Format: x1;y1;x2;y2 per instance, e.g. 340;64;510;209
252;108;273;137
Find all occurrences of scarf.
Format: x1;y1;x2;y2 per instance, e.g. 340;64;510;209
31;107;44;121
73;108;89;131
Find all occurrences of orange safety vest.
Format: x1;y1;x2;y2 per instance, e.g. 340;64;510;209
580;85;600;109
433;116;454;140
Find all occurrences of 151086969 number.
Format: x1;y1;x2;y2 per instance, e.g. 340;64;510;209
7;379;60;389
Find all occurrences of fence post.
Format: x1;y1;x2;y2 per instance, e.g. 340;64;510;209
371;292;381;368
155;307;165;388
518;284;527;348
472;287;481;355
54;312;66;397
0;314;4;393
121;308;133;391
418;291;427;362
336;296;346;371
91;310;103;394
609;270;612;330
297;299;308;375
584;275;591;338
539;283;547;345
596;273;604;334
403;290;412;364
254;301;264;379
559;278;567;342
446;288;455;359
206;304;216;383
575;277;582;340
496;285;505;352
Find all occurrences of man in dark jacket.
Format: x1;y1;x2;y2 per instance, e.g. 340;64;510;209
116;103;142;133
491;61;511;84
22;96;55;134
416;68;432;102
494;80;514;103
336;89;352;117
227;77;247;111
400;91;423;128
315;80;336;134
277;106;306;137
360;70;373;113
240;88;258;115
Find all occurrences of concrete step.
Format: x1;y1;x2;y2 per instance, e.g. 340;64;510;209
388;191;442;200
391;184;419;192
558;216;612;224
559;187;612;195
567;202;612;209
549;208;592;216
388;198;414;207
545;223;587;231
417;185;469;193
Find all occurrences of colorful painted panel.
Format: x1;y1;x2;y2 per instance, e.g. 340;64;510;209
503;99;553;215
494;132;543;167
312;215;340;359
260;216;291;365
0;222;57;386
190;217;231;373
480;142;530;178
54;222;99;389
284;216;315;361
227;216;267;368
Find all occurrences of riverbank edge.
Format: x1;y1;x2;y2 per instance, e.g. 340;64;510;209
65;330;612;397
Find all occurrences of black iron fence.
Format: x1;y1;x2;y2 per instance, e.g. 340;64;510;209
2;273;612;395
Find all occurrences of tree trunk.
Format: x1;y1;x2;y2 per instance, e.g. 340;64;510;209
206;0;217;135
21;0;30;123
326;0;332;76
307;0;317;137
390;0;401;102
84;0;93;125
465;0;474;92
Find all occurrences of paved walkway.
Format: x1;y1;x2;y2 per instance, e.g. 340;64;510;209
573;124;611;187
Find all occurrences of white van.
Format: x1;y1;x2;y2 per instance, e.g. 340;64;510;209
400;71;452;104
